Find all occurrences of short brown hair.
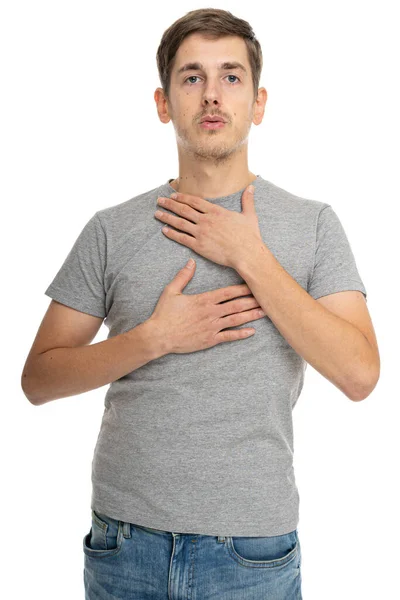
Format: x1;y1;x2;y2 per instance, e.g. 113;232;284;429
156;8;263;103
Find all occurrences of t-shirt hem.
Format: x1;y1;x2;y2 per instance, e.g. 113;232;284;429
90;495;299;537
44;284;106;318
308;280;367;301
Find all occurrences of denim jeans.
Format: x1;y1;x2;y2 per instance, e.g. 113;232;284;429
83;509;302;599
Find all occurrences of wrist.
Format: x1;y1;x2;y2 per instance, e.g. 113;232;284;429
234;241;271;277
139;318;171;359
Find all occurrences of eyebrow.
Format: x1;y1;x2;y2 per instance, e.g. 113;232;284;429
177;61;248;76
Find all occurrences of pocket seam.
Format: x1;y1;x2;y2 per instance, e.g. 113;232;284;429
92;509;109;532
226;534;298;570
83;511;124;557
83;522;124;558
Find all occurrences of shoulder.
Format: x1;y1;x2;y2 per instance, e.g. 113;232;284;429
263;179;330;214
259;179;331;232
96;184;161;223
90;183;164;259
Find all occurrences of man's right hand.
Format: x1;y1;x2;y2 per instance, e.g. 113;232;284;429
148;258;265;354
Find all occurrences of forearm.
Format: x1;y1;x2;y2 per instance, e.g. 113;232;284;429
23;319;168;406
235;244;375;401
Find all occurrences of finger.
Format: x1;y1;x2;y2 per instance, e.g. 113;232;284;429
169;191;210;213
210;284;253;304
158;198;201;222
156;211;197;235
161;225;197;251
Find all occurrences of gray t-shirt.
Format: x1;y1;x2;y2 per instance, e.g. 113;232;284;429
44;175;367;536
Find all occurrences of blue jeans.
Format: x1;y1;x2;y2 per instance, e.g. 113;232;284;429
83;509;302;599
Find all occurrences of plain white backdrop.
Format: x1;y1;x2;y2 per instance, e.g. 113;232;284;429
2;1;398;598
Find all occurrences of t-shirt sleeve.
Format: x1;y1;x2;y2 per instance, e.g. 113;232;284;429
44;212;107;318
307;205;367;303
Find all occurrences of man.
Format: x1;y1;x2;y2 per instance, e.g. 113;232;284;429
21;8;380;599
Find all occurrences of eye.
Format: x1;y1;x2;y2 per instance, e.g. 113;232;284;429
184;75;240;85
185;76;201;85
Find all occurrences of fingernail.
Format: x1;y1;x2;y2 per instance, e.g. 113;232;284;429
248;184;255;193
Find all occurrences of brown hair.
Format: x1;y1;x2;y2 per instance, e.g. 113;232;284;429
156;8;263;103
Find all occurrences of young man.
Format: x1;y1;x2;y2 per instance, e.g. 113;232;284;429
21;8;379;599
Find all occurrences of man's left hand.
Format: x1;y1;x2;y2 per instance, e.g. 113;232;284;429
154;184;266;269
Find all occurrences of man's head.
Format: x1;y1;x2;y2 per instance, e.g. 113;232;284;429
154;8;267;163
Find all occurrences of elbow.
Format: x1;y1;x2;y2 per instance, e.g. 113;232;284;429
21;375;41;406
21;382;38;406
21;377;57;406
348;363;381;402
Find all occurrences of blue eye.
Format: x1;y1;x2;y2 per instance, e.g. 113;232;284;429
184;75;240;85
185;76;200;84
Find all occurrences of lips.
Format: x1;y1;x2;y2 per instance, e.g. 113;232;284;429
200;116;226;123
200;120;226;129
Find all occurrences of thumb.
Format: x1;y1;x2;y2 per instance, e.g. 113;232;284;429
242;184;255;214
169;258;196;292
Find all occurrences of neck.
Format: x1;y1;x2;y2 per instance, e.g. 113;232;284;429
169;168;258;199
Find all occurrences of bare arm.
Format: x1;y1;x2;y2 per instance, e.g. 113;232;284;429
23;262;265;406
235;244;379;402
22;318;166;406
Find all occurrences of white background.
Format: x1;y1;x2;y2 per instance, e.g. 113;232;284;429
2;1;398;598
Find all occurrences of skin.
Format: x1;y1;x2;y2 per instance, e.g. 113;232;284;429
154;32;268;200
151;33;380;401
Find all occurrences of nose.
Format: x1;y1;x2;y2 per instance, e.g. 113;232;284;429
202;84;220;108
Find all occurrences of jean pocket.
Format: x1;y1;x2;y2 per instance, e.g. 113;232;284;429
83;510;124;558
226;529;299;569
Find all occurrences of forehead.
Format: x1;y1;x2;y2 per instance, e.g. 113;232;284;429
173;33;249;72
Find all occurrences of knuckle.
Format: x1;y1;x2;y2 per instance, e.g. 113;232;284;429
211;331;219;345
230;314;239;326
233;300;243;313
215;330;224;343
210;313;223;327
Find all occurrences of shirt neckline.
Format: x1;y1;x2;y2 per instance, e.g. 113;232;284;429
159;174;262;205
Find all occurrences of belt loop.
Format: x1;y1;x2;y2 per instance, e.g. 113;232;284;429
122;520;131;538
217;536;226;543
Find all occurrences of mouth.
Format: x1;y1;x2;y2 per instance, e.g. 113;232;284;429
199;120;226;130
